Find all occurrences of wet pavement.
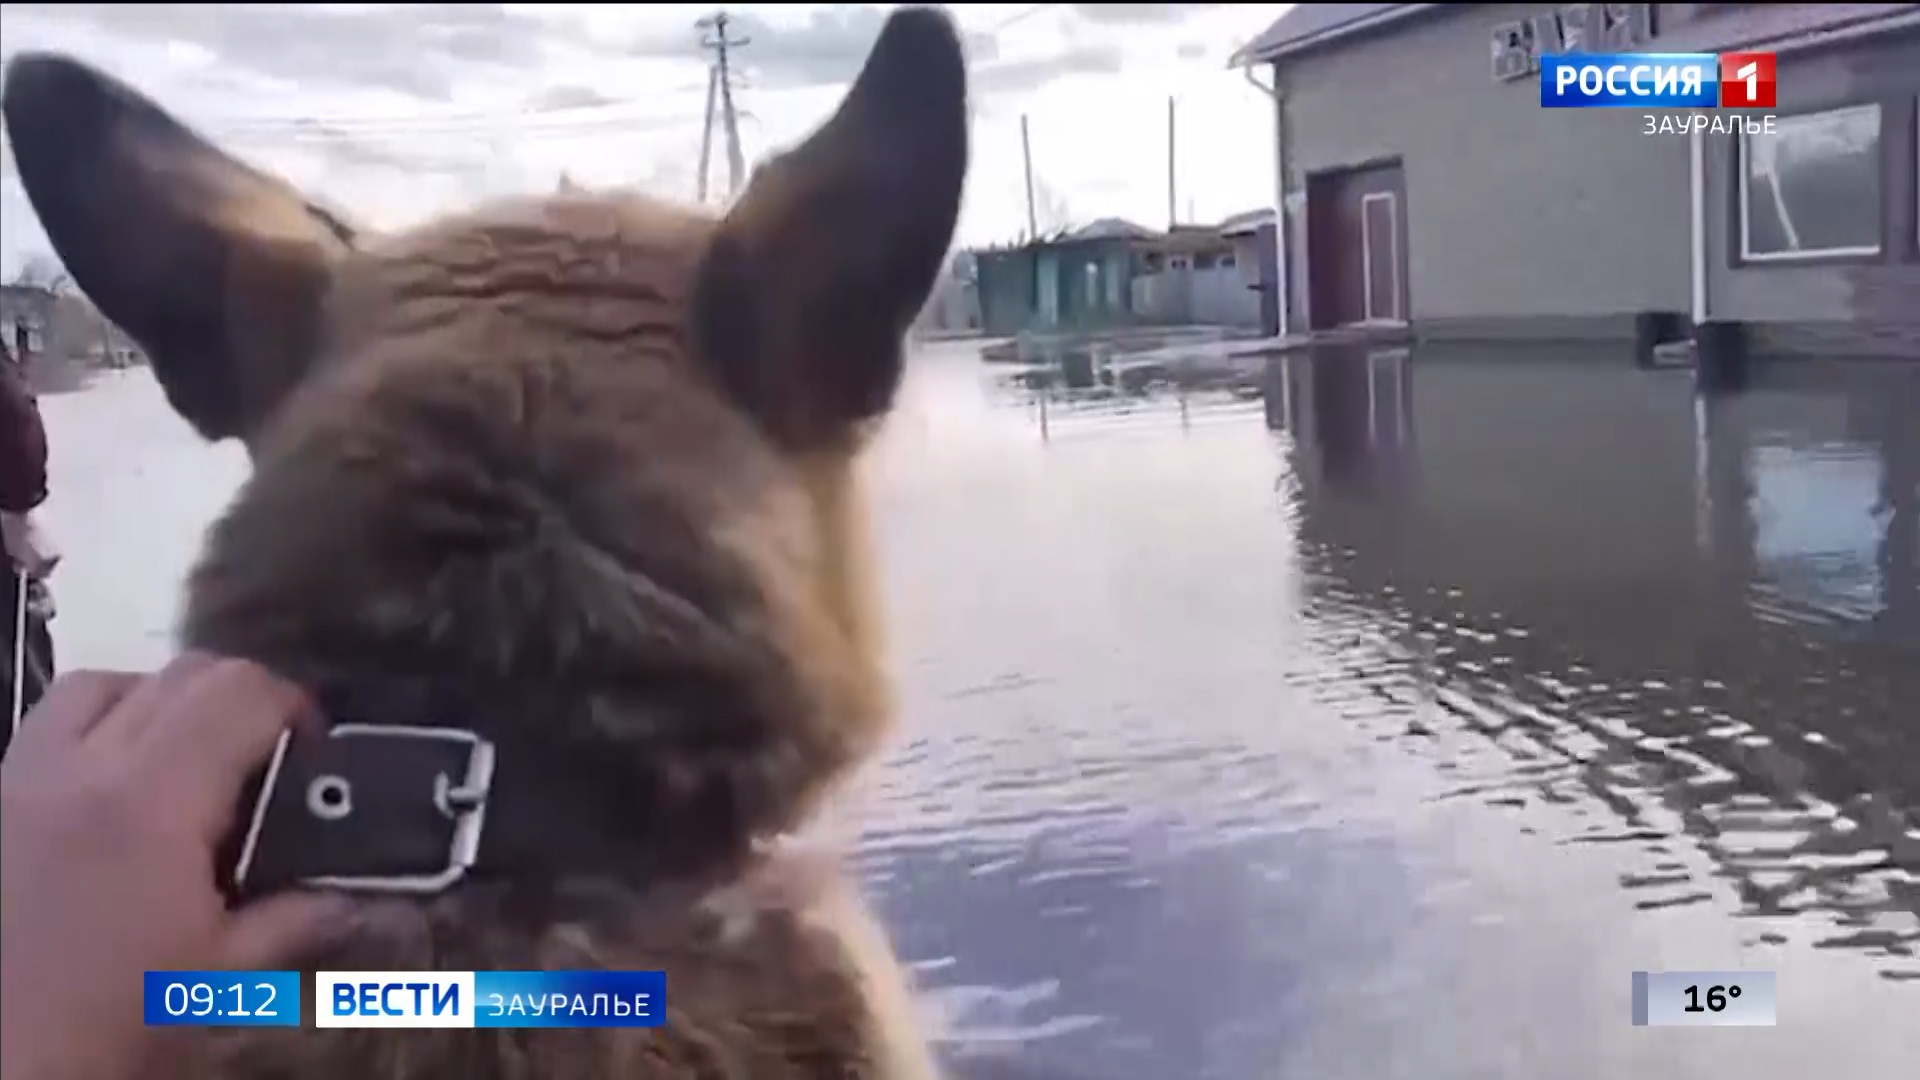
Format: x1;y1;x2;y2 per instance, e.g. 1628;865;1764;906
37;342;1920;1079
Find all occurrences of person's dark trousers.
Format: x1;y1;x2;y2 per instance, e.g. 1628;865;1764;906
0;566;55;762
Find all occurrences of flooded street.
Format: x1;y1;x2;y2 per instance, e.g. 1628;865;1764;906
36;345;1920;1079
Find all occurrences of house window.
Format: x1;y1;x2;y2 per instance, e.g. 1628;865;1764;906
1740;103;1882;262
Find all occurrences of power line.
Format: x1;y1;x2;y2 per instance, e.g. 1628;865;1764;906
993;4;1055;32
3;6;1055;185
182;65;717;133
4;103;704;180
219;110;708;149
207;101;704;141
0;108;709;185
8;6;1051;146
695;10;749;205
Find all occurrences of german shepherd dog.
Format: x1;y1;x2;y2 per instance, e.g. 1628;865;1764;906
2;6;967;1078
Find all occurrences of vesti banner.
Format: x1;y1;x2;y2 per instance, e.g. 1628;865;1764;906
314;970;666;1029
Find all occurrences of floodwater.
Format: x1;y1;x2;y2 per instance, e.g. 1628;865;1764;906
35;343;1920;1079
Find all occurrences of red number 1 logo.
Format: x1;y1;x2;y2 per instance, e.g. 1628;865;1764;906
1719;52;1777;109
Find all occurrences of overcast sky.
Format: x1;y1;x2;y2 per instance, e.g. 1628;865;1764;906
0;3;1289;279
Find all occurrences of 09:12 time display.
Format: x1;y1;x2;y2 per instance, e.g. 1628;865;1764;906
141;971;302;1028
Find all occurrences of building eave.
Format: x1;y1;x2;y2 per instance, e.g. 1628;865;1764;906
1682;5;1920;57
1651;2;1920;55
1228;3;1920;72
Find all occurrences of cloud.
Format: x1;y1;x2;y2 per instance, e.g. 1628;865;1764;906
0;3;584;100
973;42;1126;98
1071;4;1224;27
523;84;622;113
1;2;1289;266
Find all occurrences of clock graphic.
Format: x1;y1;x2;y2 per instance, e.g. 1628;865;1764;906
142;971;302;1028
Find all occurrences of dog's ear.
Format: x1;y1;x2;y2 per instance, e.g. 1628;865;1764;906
690;7;969;449
2;53;355;443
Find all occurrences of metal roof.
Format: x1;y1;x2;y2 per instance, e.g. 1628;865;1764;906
1652;3;1920;54
1228;2;1920;69
1217;208;1276;236
1068;217;1157;241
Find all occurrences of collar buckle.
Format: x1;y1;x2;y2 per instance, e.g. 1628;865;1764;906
230;723;497;896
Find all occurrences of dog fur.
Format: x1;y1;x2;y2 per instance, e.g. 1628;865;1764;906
2;7;968;1077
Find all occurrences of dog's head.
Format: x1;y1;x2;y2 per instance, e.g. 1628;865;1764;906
3;8;968;877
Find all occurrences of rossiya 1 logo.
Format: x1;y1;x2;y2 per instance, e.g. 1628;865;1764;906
1538;52;1719;108
1537;51;1779;109
1717;52;1777;108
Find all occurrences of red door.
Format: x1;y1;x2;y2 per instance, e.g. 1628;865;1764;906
1306;164;1407;329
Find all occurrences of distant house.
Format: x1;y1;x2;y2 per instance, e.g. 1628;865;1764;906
1231;3;1920;361
1135;223;1239;274
1218;208;1277;279
974;220;1154;337
0;282;145;385
913;250;983;336
974;213;1288;336
1131;220;1273;330
0;284;55;364
1218;209;1282;335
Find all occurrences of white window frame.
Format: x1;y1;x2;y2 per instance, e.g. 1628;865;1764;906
1738;102;1883;263
1359;191;1402;322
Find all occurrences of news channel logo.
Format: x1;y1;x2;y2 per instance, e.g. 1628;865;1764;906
315;971;666;1029
143;970;667;1029
1540;52;1778;109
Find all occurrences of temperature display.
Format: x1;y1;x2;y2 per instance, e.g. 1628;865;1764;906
1632;970;1777;1027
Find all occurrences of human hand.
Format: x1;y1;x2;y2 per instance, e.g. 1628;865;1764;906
0;510;60;579
24;577;55;621
0;655;355;1080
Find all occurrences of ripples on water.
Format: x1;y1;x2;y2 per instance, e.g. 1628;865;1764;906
864;341;1919;1079
38;345;1920;1079
1268;348;1919;945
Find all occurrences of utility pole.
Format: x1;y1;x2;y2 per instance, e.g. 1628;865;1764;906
1166;96;1177;230
696;11;749;205
1020;114;1039;241
695;64;718;204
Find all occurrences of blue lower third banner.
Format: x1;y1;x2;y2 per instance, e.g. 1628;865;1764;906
316;970;666;1029
143;971;302;1027
1539;52;1719;108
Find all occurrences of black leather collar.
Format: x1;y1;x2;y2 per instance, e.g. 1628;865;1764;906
225;722;496;899
218;707;673;902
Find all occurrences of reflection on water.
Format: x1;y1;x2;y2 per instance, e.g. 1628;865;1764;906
1264;346;1920;952
864;342;1919;1079
1267;345;1912;926
37;344;1920;1080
